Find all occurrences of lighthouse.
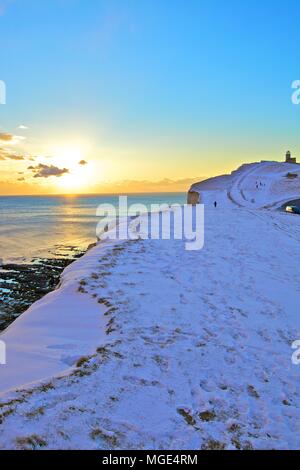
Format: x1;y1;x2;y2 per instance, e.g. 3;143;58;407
285;151;297;164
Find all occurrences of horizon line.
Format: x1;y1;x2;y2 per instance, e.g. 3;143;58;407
0;190;189;198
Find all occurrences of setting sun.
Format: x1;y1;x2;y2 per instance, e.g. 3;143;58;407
51;146;85;166
49;145;94;192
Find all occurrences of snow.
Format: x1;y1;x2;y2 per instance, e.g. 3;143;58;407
190;160;300;209
0;161;300;449
0;240;120;394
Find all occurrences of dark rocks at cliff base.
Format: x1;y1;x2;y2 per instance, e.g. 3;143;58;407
0;251;85;331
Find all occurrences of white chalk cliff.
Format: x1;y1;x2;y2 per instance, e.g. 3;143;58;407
188;160;300;209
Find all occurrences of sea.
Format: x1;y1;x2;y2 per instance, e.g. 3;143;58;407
0;193;186;328
0;193;186;264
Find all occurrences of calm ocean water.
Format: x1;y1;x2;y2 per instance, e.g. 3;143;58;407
0;193;186;264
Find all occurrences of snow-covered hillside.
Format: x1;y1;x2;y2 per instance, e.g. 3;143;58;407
0;161;300;449
188;161;300;209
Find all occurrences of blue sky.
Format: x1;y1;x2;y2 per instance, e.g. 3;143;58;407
0;0;300;193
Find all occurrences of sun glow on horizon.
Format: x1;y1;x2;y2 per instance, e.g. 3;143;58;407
50;145;95;192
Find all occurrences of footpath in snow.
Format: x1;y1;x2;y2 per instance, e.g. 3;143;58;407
189;160;300;210
0;197;300;449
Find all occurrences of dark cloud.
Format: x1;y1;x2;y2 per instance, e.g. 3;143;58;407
0;133;13;142
29;163;69;178
79;160;88;165
0;148;25;160
17;177;25;182
6;154;24;160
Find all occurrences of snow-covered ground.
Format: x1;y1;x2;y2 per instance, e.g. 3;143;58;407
190;160;300;209
0;161;300;450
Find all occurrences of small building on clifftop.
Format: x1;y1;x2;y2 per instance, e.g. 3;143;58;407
285;151;297;164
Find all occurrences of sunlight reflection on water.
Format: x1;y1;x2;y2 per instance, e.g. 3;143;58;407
0;193;186;264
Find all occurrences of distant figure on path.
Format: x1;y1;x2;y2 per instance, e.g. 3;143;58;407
214;201;217;208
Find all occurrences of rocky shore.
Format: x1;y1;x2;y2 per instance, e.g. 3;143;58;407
0;249;85;331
